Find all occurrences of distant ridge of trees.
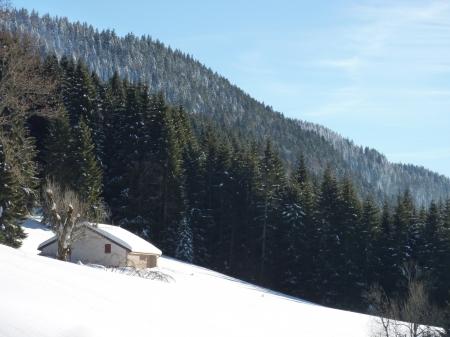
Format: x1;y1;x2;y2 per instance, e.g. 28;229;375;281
1;8;449;206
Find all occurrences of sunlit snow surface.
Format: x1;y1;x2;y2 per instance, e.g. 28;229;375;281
19;217;54;254
0;219;376;337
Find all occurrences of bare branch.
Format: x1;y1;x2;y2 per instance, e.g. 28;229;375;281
365;267;444;337
0;31;61;127
42;179;90;261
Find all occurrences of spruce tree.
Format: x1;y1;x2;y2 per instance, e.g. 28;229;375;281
338;177;363;309
443;200;450;229
0;120;35;247
73;116;104;219
438;199;450;306
316;165;341;304
121;93;184;253
65;59;97;125
393;190;416;268
229;142;261;280
278;183;305;294
293;154;308;187
256;140;286;286
0;141;26;247
361;196;380;286
103;72;127;220
183;141;209;265
197;127;222;267
174;215;194;263
152;100;184;251
60;56;77;123
123;84;143;163
88;71;106;158
420;202;440;272
376;201;398;294
421;201;450;305
290;156;320;300
208;140;234;271
42;113;75;186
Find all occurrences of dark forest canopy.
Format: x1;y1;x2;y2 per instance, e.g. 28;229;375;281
1;8;449;206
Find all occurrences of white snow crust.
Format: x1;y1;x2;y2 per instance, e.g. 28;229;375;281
0;220;378;337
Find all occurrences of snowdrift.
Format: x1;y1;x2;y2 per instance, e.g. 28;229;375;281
0;219;376;337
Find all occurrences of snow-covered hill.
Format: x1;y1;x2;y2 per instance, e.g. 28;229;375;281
0;219;376;337
3;9;450;205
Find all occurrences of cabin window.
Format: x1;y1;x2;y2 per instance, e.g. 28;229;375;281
104;244;111;254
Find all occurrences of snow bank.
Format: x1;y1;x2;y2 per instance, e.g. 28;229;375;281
0;245;375;337
0;220;378;337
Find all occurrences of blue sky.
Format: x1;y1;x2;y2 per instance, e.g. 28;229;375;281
14;0;450;177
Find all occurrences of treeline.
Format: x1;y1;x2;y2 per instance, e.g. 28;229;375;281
3;8;450;206
2;32;450;315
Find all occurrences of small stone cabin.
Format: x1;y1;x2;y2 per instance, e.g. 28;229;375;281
38;223;162;268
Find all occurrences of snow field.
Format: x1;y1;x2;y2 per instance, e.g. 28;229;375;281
0;219;376;337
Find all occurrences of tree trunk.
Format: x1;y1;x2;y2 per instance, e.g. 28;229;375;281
259;197;268;284
57;240;70;261
161;161;169;243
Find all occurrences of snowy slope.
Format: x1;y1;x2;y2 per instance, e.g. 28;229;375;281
0;220;377;337
19;217;54;255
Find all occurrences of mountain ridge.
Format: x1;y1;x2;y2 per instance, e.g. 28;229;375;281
1;8;449;205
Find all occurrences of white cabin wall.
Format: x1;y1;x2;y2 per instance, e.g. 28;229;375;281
39;229;128;267
71;229;128;267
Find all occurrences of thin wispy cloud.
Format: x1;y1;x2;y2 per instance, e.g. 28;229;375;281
311;0;450;119
318;0;450;74
233;50;277;77
388;148;450;162
318;57;363;73
264;81;304;97
406;89;450;98
305;87;365;118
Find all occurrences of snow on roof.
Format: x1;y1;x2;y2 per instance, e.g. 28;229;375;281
92;224;162;255
37;236;58;251
37;223;162;256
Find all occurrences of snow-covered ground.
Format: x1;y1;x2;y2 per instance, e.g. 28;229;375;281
0;219;377;337
19;216;53;254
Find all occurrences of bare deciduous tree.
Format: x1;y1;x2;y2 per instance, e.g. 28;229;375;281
0;2;61;227
42;179;91;261
366;266;444;337
0;26;60;127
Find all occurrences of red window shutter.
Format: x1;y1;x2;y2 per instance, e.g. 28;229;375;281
105;244;111;253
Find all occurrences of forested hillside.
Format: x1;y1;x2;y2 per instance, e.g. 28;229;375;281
2;28;450;320
1;8;449;205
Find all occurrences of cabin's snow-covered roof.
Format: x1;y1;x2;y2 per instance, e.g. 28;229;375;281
37;223;162;256
93;223;162;255
37;236;58;251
